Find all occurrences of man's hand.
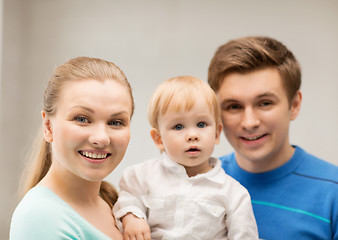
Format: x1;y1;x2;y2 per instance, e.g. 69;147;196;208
121;213;151;240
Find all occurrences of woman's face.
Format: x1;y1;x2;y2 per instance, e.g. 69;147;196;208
43;78;132;182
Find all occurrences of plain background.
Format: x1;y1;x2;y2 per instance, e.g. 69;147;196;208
1;0;337;238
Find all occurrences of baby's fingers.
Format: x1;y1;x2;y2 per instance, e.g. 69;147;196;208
143;231;151;240
124;233;148;240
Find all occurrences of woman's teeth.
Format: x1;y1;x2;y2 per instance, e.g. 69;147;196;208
80;151;107;159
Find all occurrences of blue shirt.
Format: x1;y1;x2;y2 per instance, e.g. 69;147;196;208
220;146;338;240
10;186;112;240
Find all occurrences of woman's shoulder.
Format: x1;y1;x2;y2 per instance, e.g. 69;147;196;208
11;186;61;219
10;186;82;239
10;186;113;240
12;186;68;216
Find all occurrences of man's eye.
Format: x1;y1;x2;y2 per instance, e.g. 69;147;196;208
259;101;272;107
227;104;242;110
74;116;89;123
174;124;184;130
197;122;206;128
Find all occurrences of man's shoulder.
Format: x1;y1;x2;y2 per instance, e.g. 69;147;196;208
219;152;235;169
295;146;338;184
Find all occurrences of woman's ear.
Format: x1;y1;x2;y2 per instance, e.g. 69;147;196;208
215;123;223;145
150;128;165;151
42;110;53;143
290;90;302;121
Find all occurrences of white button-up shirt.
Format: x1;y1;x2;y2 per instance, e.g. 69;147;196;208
113;153;258;240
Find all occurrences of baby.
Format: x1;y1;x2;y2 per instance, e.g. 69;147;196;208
113;76;258;240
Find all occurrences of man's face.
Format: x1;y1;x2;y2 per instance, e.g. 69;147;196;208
216;68;301;173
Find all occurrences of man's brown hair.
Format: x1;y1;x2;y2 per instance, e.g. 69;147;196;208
208;36;301;103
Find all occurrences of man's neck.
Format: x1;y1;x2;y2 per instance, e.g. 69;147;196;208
235;145;295;173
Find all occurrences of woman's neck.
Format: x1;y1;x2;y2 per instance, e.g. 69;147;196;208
38;161;120;239
38;162;102;206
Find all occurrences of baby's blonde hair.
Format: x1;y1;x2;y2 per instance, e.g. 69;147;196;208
148;76;221;130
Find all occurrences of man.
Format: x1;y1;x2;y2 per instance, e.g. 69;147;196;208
208;36;338;239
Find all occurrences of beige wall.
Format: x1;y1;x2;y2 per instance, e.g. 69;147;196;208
2;0;338;238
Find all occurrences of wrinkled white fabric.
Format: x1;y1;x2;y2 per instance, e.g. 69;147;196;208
113;153;258;240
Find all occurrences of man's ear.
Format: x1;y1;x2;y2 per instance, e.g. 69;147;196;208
215;123;223;145
290;90;302;121
150;128;165;151
42;110;53;143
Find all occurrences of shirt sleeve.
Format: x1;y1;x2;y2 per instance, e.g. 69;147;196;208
224;177;259;240
113;164;148;230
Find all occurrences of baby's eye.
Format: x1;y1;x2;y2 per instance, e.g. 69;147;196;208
174;124;184;130
197;122;206;128
74;116;89;124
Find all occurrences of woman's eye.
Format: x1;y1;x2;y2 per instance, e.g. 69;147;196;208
74;116;89;123
197;122;206;128
109;120;123;127
174;124;184;130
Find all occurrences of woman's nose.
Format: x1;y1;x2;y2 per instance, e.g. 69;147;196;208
89;125;110;147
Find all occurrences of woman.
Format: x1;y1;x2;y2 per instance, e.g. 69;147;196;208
10;57;134;239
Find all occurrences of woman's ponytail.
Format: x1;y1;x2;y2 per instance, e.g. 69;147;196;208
19;129;52;198
99;181;119;209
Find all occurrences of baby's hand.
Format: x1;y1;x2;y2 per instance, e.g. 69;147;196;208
122;213;151;240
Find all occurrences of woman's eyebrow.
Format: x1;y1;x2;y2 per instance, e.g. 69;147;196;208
70;105;95;114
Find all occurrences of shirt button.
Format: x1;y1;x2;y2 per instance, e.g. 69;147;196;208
211;207;219;215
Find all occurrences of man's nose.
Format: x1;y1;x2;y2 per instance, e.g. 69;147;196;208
241;108;260;130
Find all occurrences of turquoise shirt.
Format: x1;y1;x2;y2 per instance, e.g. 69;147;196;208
10;186;112;240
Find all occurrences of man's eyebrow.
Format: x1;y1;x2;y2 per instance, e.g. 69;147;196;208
257;92;275;97
256;92;279;99
220;98;239;105
219;99;239;109
220;92;279;105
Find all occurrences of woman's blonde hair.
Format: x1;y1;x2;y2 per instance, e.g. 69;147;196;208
148;76;221;130
20;57;134;208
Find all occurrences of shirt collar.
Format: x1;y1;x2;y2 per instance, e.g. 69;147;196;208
160;152;226;185
230;145;305;185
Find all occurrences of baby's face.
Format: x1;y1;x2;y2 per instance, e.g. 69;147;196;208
154;97;222;177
